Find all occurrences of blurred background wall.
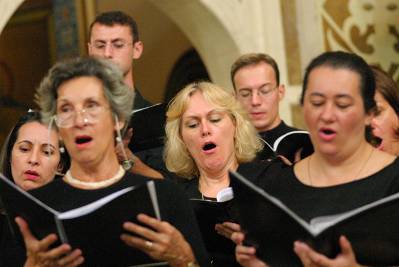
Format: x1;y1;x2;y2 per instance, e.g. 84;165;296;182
0;0;398;146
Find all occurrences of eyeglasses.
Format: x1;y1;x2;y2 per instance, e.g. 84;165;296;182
90;40;133;51
237;85;278;101
53;104;109;128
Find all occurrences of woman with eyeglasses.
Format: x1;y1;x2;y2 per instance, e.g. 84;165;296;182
14;57;210;267
0;110;68;267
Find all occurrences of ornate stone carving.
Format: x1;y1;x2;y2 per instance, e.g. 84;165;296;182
321;0;399;82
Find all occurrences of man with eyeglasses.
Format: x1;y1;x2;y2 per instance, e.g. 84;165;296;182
87;11;164;178
231;53;312;163
88;11;151;110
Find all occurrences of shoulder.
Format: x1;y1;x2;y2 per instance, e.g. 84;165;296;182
29;178;66;197
238;159;292;185
279;120;299;132
133;88;152;109
365;150;399;180
371;154;399;180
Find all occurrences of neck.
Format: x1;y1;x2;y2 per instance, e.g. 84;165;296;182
386;140;399;156
258;117;281;133
309;142;374;186
64;165;125;189
124;70;135;91
198;158;238;198
68;155;121;183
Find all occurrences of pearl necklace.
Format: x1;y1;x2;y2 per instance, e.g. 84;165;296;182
64;166;125;189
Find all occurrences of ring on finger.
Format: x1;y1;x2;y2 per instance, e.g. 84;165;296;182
145;240;153;249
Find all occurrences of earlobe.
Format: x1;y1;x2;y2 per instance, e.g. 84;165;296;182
132;41;143;60
113;115;126;131
278;85;286;100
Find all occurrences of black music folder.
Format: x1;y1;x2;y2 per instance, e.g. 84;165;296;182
128;103;167;152
230;171;399;267
259;130;313;161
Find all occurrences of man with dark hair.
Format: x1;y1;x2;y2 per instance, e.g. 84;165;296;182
88;11;163;178
88;10;151;109
231;53;312;162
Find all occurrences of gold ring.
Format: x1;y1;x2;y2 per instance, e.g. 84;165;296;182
145;240;153;249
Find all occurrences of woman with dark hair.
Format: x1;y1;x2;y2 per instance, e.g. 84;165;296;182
370;65;399;155
233;51;399;267
0;110;67;267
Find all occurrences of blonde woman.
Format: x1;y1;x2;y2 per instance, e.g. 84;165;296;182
164;81;270;266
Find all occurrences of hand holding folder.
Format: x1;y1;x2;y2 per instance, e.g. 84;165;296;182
0;173;164;266
230;170;399;266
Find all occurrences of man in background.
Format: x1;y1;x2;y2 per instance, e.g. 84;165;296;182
88;11;163;178
88;10;151;109
231;53;312;163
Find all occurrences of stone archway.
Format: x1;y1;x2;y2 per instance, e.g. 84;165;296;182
0;0;25;33
148;0;241;90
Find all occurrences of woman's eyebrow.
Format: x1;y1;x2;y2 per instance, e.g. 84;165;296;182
15;140;32;145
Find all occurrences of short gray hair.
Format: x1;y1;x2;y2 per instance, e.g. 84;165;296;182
35;57;134;124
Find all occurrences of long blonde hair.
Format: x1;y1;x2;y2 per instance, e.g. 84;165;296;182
164;81;263;178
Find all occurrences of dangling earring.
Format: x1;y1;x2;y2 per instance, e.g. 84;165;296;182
115;114;134;171
59;140;65;154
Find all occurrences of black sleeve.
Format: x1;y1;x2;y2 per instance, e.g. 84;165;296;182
156;181;212;267
135;146;170;175
0;214;26;267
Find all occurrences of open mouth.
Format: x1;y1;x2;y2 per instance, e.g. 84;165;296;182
321;128;336;135
75;136;93;145
202;142;216;151
372;136;383;148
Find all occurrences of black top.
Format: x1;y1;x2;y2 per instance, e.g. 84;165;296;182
258;121;313;163
177;162;273;198
255;157;399;222
27;173;211;267
133;88;152;110
174;161;273;267
131;88;168;174
0;213;25;267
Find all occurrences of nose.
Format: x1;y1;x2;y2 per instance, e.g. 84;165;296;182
201;121;211;137
74;110;89;128
251;90;261;106
28;147;40;166
320;103;336;122
104;44;113;58
370;116;378;130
